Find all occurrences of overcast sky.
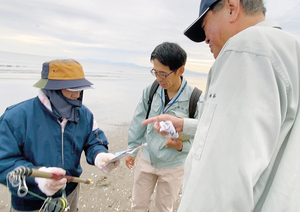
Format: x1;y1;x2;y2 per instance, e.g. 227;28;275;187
0;0;299;73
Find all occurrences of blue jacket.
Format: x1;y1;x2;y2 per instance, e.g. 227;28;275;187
0;97;108;211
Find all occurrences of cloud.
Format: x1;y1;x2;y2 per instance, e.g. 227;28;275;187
265;0;300;37
0;0;299;72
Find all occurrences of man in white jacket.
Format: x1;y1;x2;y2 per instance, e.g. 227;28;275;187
142;0;300;211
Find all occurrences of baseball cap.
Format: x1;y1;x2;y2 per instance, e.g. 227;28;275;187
184;0;220;42
33;59;93;90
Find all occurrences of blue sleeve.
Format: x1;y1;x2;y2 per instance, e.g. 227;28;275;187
84;123;109;165
0;111;39;196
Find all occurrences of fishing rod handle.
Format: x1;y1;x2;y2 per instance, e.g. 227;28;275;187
30;168;92;184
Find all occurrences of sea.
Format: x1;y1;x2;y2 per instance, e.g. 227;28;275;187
0;51;207;131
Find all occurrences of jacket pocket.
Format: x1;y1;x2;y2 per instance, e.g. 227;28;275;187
191;102;217;160
149;100;162;117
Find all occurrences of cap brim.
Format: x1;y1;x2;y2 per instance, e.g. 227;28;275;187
34;78;93;90
184;8;209;42
33;79;48;88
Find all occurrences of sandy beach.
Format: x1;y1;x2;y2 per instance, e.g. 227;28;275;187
78;124;181;212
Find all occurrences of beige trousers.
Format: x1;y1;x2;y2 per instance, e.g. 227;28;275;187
10;184;80;212
131;154;184;212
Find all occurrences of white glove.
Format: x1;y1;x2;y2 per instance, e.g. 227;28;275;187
95;152;120;174
34;167;67;196
159;121;179;138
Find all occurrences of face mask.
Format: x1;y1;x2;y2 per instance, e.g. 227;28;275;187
42;89;83;122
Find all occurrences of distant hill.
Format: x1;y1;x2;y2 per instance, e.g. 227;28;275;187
82;58;208;76
184;69;208;76
0;51;208;76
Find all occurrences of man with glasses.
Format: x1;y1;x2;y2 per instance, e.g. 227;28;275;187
142;0;300;211
125;42;202;211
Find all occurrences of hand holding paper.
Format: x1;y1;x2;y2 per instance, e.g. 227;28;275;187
106;143;147;166
166;136;183;151
125;156;135;169
159;121;179;139
95;153;120;174
142;114;184;133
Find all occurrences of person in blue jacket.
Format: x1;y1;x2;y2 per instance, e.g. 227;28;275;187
0;59;119;212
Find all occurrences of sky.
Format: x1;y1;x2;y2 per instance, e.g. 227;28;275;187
0;0;299;73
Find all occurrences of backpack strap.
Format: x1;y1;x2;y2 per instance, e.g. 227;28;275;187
189;87;202;118
146;81;202;119
146;80;159;119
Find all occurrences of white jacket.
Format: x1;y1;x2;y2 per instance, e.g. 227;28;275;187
179;20;300;212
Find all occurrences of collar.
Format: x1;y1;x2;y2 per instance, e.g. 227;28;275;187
38;90;68;127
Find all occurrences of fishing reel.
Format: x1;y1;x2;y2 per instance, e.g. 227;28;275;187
40;188;70;212
41;197;70;212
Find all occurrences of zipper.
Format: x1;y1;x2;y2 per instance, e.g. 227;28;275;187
59;118;68;168
149;81;187;166
61;126;64;167
148;128;156;166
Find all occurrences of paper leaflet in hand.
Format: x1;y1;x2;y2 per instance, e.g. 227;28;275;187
106;143;147;164
159;121;179;139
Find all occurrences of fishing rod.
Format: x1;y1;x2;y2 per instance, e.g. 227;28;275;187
7;166;92;212
8;166;92;185
7;166;92;198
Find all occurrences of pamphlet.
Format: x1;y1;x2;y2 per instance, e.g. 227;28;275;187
107;143;147;164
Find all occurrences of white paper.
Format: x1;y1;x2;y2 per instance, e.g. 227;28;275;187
159;121;179;139
107;143;147;164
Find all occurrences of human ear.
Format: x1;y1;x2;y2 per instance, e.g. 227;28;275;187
177;66;185;76
227;0;240;23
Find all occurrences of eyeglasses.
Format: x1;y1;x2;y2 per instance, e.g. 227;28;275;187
150;69;174;79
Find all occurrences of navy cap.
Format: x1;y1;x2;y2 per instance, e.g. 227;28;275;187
184;0;220;42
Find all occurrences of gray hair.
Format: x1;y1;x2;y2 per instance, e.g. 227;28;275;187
212;0;266;15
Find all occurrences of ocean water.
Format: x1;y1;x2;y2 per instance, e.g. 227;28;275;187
0;51;207;131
